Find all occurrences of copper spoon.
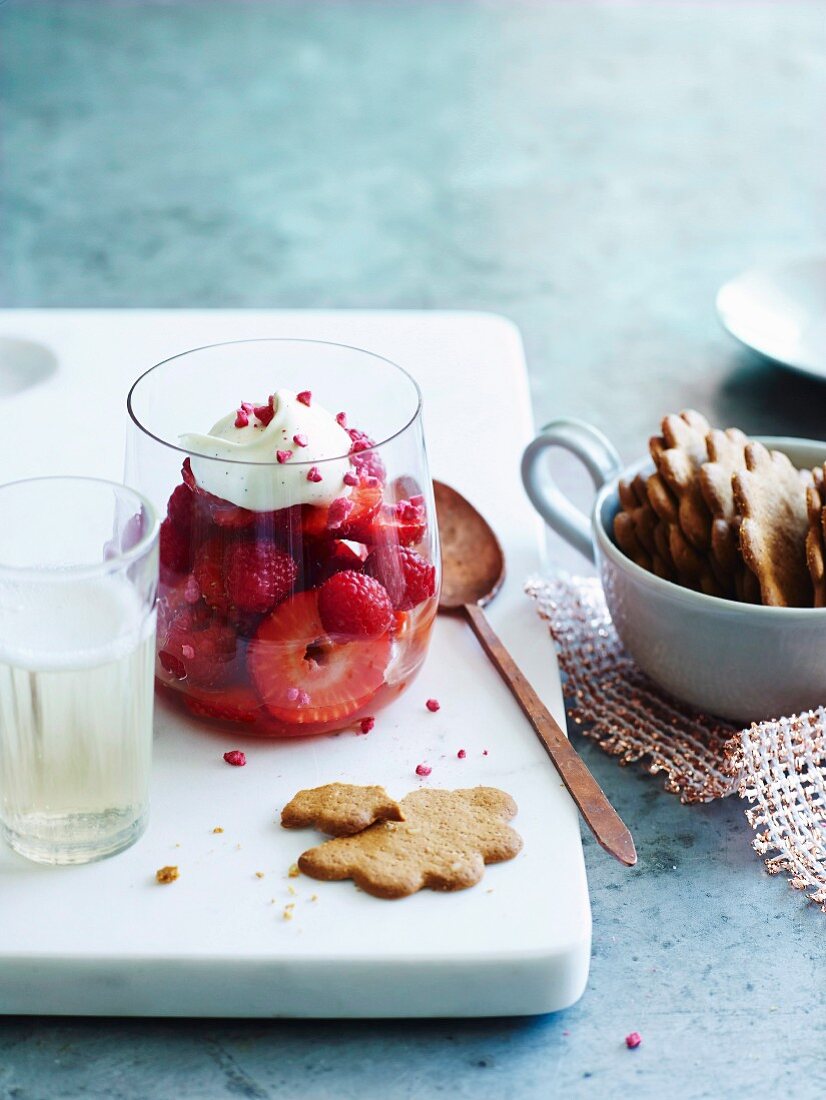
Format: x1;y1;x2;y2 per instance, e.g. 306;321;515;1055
433;480;637;867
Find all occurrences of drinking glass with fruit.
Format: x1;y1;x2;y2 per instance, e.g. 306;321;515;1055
126;339;439;736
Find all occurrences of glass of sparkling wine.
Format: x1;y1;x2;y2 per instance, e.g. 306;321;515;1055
0;478;159;865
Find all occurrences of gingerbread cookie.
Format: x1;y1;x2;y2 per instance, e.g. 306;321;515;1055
615;474;676;580
281;783;404;837
699;427;749;575
649;409;712;551
806;465;826;608
297;787;522;899
733;442;813;607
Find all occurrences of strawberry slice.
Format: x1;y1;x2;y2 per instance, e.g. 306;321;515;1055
333;483;383;543
360;496;427;547
183;683;261;725
299;482;383;544
248;590;391;726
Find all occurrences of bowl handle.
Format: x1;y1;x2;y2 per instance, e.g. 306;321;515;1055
521;419;622;563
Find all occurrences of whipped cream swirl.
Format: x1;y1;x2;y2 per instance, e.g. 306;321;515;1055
180;389;352;510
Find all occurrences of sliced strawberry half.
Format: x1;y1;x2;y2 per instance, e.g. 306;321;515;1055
356;496;427;547
333;483;383;543
248;590;391;727
183;683;261;725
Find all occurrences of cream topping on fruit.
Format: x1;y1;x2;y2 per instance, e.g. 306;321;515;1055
180;389;352;510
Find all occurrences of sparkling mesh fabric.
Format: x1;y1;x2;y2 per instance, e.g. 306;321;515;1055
527;574;826;911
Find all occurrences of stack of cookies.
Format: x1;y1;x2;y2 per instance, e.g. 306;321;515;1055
613;410;826;608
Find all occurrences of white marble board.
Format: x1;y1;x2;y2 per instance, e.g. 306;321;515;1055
0;310;591;1017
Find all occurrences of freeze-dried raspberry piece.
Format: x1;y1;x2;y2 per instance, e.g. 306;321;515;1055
318;571;393;638
253;398;275;427
348;427;386;483
297;390;312;407
223;750;246;767
224;541;297;614
365;546;436;611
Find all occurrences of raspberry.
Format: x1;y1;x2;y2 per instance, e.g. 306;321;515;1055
224;541;297;614
167;483;195;531
343;471;359;487
159;518;191;574
426;698;440;713
365;547;436;611
160;484;196;574
235;408;250;428
457;749;466;759
193;537;232;614
415;763;432;777
360;716;375;734
307;466;322;483
296;390;312;406
276;450;292;464
293;433;308;447
223;750;246;766
625;1032;642;1050
317;571;393;637
336;412;347;427
181;459;254;529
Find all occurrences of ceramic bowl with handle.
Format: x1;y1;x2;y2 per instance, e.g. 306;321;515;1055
521;419;826;724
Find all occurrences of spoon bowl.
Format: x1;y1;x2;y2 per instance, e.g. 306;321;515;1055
434;481;505;610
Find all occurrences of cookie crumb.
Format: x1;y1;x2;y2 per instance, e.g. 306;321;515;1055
213;826;224;834
425;698;440;712
288;884;297;896
310;894;318;902
223;750;246;767
288;863;300;878
283;903;296;921
255;871;265;879
155;865;179;885
415;763;432;777
625;1032;642;1049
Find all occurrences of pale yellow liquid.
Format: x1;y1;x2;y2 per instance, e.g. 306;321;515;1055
0;583;155;864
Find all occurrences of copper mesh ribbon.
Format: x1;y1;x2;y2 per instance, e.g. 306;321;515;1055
527;574;826;911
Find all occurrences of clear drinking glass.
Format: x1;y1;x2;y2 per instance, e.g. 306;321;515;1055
125;338;440;737
0;478;159;865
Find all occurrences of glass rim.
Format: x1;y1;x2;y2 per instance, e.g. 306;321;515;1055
126;336;424;467
0;476;159;581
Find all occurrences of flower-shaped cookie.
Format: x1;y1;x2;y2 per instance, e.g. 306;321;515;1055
297;787;522;899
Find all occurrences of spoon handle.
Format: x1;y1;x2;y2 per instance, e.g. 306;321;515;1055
462;602;637;867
